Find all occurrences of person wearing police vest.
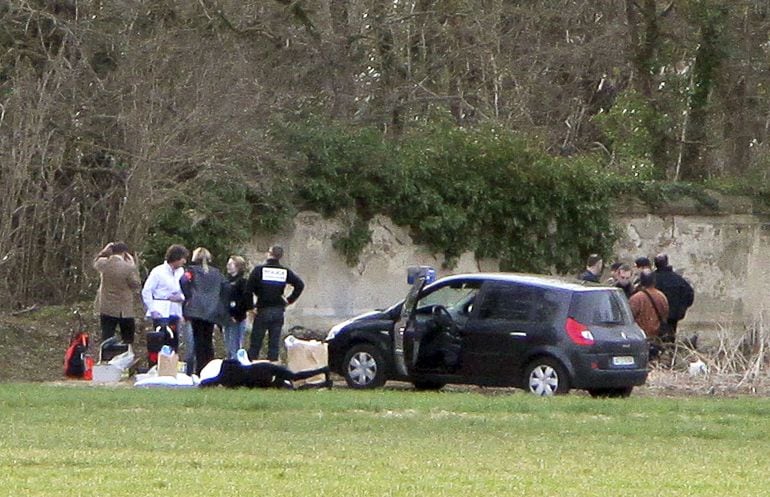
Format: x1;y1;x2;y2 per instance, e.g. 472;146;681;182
246;245;305;362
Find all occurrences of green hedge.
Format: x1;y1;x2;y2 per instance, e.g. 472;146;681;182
143;119;747;275
283;121;618;273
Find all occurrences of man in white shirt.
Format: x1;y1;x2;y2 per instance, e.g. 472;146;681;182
142;244;189;344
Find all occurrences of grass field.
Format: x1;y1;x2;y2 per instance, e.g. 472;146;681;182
2;384;770;497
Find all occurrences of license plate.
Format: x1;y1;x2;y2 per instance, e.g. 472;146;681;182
612;356;635;366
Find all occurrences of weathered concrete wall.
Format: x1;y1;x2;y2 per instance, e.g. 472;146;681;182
247;206;770;341
615;213;770;339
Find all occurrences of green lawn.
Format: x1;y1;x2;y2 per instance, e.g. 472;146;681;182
1;384;769;496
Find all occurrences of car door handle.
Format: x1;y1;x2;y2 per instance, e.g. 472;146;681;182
509;332;527;338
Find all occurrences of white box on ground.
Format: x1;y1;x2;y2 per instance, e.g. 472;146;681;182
92;363;123;384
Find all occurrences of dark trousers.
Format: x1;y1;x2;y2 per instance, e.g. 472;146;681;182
249;306;285;361
100;314;136;344
191;319;215;376
661;318;679;343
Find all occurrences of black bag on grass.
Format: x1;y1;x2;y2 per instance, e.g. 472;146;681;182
64;332;89;378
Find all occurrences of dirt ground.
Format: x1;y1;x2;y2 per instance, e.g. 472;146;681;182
2;304;769;396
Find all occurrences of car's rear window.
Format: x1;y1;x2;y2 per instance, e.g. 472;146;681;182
569;290;633;325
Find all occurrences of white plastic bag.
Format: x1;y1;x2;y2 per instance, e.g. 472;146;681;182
108;345;135;371
688;358;708;376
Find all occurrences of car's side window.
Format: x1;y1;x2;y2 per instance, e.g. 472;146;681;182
476;284;550;322
417;281;480;317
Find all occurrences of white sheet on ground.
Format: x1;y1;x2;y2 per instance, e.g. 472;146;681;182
134;372;198;388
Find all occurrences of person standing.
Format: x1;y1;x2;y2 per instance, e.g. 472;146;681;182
632;256;652;291
629;270;669;339
93;242;141;344
141;244;189;349
223;255;252;360
605;261;622;285
653;253;695;341
613;263;635;298
246;245;304;362
579;254;603;283
180;247;229;375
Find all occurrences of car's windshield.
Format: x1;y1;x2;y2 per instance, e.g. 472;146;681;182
416;282;479;317
569;290;633;325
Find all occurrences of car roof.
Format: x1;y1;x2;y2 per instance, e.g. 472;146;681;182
428;272;612;293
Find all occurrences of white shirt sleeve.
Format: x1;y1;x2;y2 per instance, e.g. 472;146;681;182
141;266;159;316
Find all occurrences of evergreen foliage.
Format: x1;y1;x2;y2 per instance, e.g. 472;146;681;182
283;121;618;272
144;166;253;269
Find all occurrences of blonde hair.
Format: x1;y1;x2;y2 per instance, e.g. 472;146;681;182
191;247;212;272
228;255;248;275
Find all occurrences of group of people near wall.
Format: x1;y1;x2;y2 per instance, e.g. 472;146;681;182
92;242;304;376
580;253;695;346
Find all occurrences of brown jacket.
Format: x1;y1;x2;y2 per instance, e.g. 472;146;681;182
94;255;141;318
629;288;669;337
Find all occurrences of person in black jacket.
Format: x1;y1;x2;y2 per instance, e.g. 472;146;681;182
579;254;603;283
223;255;252;360
246;245;304;361
653;253;695;341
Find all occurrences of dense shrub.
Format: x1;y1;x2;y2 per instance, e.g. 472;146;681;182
284;121;619;273
143;165;254;270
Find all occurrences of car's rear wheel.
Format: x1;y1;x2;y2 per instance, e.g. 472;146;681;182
524;358;570;396
588;387;633;398
343;343;387;389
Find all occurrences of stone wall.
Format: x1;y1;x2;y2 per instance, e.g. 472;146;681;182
247;204;770;342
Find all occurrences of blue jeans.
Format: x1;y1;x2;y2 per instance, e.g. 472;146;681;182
224;319;248;360
178;319;195;375
249;307;285;361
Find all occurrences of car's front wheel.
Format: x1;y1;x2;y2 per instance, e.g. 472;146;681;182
343;343;387;389
524;358;570;396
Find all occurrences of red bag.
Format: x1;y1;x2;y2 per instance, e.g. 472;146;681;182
64;332;90;378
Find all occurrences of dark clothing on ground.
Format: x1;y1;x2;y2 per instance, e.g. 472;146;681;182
579;270;600;283
246;258;304;309
654;266;694;322
200;359;330;389
246;258;304;361
226;273;251;322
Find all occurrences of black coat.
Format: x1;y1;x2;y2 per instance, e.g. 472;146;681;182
579;270;600;283
226;273;251;322
654;266;694;321
246;258;305;309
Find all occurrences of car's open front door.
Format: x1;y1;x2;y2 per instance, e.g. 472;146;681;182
393;271;431;377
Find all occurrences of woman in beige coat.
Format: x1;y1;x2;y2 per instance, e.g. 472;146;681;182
94;242;142;344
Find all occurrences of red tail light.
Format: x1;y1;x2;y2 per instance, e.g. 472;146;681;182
565;317;595;346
